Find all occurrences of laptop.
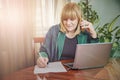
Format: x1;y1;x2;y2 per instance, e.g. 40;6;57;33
64;42;112;70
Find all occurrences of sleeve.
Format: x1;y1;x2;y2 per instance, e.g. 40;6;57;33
39;27;53;58
39;25;59;61
86;31;99;43
89;37;99;43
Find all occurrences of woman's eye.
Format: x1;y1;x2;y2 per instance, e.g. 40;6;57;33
63;18;76;21
63;19;68;21
70;18;76;20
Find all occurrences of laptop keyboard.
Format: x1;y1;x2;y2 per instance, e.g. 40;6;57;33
63;62;73;67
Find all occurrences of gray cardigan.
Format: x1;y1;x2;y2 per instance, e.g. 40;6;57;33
40;24;60;62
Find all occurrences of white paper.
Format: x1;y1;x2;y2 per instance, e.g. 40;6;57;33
34;61;67;74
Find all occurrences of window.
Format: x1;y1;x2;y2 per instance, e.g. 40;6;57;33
34;0;68;37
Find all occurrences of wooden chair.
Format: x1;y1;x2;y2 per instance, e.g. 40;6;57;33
33;37;45;65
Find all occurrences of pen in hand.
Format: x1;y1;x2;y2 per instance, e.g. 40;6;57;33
37;53;48;68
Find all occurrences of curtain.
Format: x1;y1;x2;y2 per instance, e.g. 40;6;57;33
0;0;69;76
34;0;68;37
0;0;36;76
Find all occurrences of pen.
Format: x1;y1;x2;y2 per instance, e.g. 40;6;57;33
39;52;42;57
67;68;71;71
39;53;48;66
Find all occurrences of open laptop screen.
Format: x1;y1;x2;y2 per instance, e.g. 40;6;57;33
64;42;112;70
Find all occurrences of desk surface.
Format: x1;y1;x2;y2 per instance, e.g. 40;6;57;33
2;60;109;80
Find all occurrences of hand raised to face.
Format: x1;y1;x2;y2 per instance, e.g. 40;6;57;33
80;20;97;38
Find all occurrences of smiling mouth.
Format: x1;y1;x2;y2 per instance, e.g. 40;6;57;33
67;26;72;28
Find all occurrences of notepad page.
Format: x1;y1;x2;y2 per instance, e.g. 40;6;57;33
34;61;67;74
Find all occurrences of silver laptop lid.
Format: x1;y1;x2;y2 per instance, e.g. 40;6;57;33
73;42;112;69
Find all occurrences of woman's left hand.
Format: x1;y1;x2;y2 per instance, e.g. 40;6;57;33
80;20;97;38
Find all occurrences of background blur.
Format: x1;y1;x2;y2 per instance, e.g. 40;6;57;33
0;0;120;77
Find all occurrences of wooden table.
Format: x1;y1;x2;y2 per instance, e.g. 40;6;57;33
1;60;109;80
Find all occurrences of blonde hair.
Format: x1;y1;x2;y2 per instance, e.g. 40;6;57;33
60;2;82;35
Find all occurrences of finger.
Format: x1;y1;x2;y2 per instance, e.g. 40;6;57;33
81;24;89;30
37;59;43;67
40;58;47;66
81;20;88;27
44;58;49;64
37;60;46;68
38;63;46;68
38;57;47;67
41;57;48;65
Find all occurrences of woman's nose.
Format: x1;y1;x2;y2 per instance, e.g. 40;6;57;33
66;19;71;25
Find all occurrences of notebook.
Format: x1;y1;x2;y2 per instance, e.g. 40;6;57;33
64;42;112;70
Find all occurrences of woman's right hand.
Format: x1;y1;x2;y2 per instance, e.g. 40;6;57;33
36;57;49;68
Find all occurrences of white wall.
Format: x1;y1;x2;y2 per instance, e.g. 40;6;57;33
73;0;120;26
90;0;120;26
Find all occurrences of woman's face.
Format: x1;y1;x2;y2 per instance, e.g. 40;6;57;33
63;18;78;33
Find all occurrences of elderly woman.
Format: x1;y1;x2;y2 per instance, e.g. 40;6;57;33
37;2;98;68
